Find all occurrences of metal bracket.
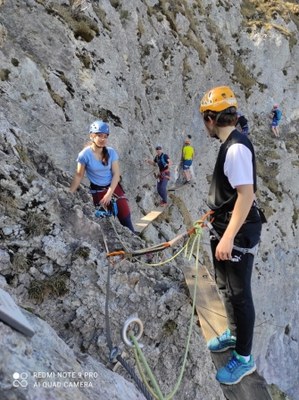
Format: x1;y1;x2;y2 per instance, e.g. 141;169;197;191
109;346;120;363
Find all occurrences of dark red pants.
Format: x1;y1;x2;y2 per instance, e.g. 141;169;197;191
92;183;135;233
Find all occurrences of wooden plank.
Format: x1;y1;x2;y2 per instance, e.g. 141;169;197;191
168;183;187;191
184;264;273;400
134;209;163;233
184;264;227;341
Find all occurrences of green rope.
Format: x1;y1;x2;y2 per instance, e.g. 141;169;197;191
135;240;190;267
184;233;197;259
130;223;203;400
134;346;161;400
165;227;202;400
136;222;204;267
130;334;165;400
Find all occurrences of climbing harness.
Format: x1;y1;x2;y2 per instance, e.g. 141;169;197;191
95;198;118;218
205;220;259;261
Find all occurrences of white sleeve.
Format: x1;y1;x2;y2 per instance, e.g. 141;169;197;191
224;144;253;188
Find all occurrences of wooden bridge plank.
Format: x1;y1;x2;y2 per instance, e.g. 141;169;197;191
184;263;272;400
134;209;164;233
184;264;227;341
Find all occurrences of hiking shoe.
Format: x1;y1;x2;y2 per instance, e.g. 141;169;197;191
207;329;236;352
159;202;168;207
216;351;256;385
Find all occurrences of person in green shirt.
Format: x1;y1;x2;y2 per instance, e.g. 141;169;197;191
181;135;194;183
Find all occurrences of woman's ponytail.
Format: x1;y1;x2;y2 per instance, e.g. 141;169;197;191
102;146;109;165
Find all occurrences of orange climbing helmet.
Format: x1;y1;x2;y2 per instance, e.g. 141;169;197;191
199;86;238;113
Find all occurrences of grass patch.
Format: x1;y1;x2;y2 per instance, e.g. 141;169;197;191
110;0;121;8
0;68;10;81
0;191;18;216
76;51;92;68
256;189;274;220
256;158;283;202
163;320;178;336
120;9;131;25
93;4;111;32
46;83;65;109
146;0;207;63
233;60;257;98
12;253;30;272
11;58;19;67
72;246;91;260
285;131;299;154
45;3;99;42
292;208;298;228
28;273;69;303
206;18;231;68
241;0;299;50
182;55;192;78
181;30;207;63
25;211;51;237
137;16;145;40
206;15;257;95
268;383;292;400
15;145;29;163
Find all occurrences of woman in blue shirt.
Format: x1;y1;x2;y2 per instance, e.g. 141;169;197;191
70;120;135;232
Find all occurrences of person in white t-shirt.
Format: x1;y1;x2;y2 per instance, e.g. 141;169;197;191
199;86;264;385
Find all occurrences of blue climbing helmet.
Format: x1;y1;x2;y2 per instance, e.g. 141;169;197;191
89;120;110;135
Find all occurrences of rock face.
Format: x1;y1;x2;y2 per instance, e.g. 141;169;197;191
0;123;225;399
0;283;146;400
0;0;298;399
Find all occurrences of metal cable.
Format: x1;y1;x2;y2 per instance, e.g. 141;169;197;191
116;354;153;400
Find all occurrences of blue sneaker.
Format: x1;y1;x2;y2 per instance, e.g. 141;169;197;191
207;329;236;352
216;351;256;385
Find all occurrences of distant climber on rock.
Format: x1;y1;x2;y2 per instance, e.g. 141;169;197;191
181;135;194;183
235;112;249;135
199;86;265;385
69;120;135;233
270;104;282;138
146;145;171;206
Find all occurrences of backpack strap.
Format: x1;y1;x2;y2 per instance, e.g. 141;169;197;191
161;153;169;169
